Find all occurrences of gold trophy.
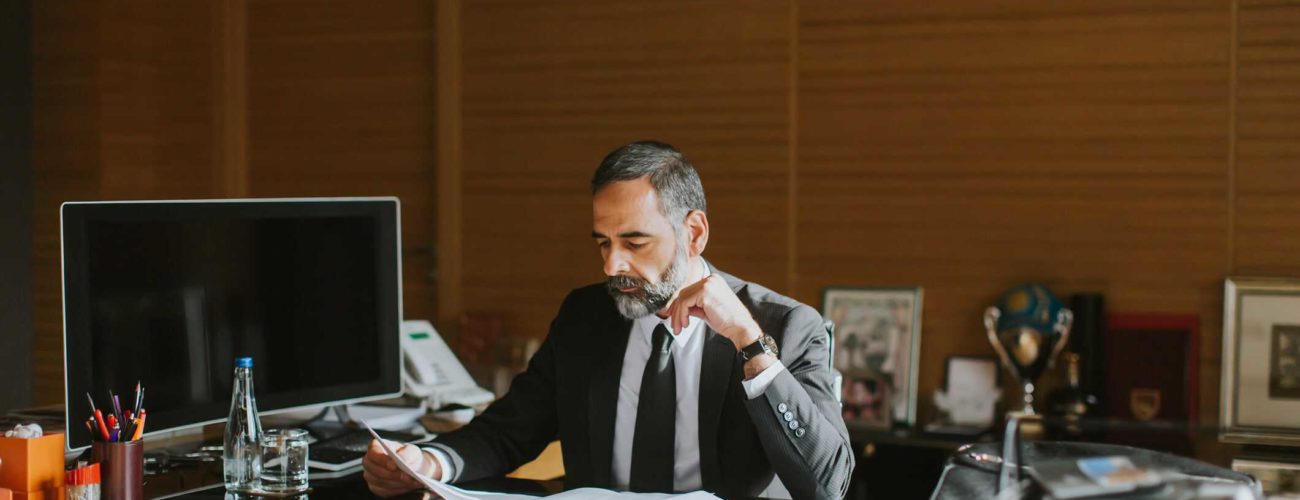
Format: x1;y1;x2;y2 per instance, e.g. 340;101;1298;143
983;283;1073;416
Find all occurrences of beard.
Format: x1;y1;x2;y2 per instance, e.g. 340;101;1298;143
606;238;689;320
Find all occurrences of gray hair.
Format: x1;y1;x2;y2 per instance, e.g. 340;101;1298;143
590;141;707;227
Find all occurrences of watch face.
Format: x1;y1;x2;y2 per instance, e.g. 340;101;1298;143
762;336;779;357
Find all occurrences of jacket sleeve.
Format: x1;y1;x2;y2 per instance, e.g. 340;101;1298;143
743;304;855;499
425;302;566;483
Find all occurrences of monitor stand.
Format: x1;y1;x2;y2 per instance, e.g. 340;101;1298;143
299;404;361;441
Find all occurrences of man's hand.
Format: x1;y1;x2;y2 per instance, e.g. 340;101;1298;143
665;274;762;348
362;439;440;497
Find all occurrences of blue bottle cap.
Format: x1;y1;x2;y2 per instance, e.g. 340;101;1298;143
236;357;253;368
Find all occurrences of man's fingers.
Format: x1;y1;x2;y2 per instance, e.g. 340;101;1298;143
363;447;408;482
368;439;400;471
677;294;696;333
364;458;407;483
364;469;407;497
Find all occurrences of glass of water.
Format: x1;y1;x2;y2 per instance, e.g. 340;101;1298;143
259;428;309;493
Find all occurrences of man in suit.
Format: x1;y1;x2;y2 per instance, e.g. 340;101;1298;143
364;141;854;498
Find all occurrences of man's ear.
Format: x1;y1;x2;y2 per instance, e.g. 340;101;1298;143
684;210;709;257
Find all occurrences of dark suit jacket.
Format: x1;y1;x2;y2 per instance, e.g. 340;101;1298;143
428;268;854;499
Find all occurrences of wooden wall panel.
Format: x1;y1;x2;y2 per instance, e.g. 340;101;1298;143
458;0;792;340
31;1;219;405
1234;1;1300;276
31;1;103;406
796;1;1232;424
29;1;1300;453
245;0;438;321
31;1;438;403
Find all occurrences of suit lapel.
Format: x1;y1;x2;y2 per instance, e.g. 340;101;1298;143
697;328;736;492
699;266;746;491
588;306;632;487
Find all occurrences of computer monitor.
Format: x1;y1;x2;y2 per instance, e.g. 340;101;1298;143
61;198;403;451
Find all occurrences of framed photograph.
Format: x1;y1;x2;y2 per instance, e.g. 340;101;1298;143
1104;313;1199;424
1222;277;1300;446
943;356;999;393
840;375;891;428
822;286;923;426
937;355;1000;429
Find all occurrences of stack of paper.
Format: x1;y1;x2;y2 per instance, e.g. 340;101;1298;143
362;421;717;500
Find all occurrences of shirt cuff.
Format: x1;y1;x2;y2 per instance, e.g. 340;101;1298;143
423;446;456;483
741;360;786;399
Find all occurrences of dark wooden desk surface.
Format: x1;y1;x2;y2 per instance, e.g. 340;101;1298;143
146;457;563;499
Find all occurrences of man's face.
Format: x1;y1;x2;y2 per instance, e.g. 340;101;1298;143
592;178;688;319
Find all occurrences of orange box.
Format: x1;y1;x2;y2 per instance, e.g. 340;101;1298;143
12;489;64;500
0;433;65;495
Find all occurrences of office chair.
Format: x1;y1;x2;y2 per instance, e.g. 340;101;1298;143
825;320;842;405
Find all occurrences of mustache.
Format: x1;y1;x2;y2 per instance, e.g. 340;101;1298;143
607;274;648;292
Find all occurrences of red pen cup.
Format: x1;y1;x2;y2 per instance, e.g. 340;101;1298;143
92;439;143;500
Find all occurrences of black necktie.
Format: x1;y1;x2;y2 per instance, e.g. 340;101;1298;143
630;324;676;492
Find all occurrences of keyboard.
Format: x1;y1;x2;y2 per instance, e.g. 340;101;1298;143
308;428;430;471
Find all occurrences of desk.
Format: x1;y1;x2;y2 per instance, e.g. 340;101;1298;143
147;457;563;499
846;424;987;500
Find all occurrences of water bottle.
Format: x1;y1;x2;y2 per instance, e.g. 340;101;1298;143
224;356;262;491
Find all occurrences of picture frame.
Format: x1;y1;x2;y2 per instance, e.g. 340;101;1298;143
1221;277;1300;446
822;286;923;427
1104;313;1199;424
936;355;1000;429
840;374;892;428
943;355;999;392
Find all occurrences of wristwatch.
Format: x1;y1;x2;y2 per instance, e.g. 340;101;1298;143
740;334;779;361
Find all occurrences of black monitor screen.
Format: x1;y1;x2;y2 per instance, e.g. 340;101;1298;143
62;199;401;450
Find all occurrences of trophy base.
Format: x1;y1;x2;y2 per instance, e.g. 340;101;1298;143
1006;411;1045;440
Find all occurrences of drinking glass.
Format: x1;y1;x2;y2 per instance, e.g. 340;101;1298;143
259;428;309;493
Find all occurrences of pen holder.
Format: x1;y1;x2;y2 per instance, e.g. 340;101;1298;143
91;440;142;500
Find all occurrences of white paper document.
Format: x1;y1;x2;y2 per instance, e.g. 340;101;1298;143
361;420;718;500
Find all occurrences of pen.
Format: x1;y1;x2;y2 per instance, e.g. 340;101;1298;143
93;409;110;441
111;392;124;426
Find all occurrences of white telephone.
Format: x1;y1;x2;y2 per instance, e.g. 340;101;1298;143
401;320;496;411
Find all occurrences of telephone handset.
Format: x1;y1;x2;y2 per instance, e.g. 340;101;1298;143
401;320;496;410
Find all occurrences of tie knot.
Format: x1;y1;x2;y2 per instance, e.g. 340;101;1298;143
651;324;674;354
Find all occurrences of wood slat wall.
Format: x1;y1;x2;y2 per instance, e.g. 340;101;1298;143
31;1;104;405
246;0;438;322
31;0;220;404
29;1;1300;447
1234;0;1300;275
29;0;437;404
445;0;1296;436
796;0;1232;425
457;0;793;339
